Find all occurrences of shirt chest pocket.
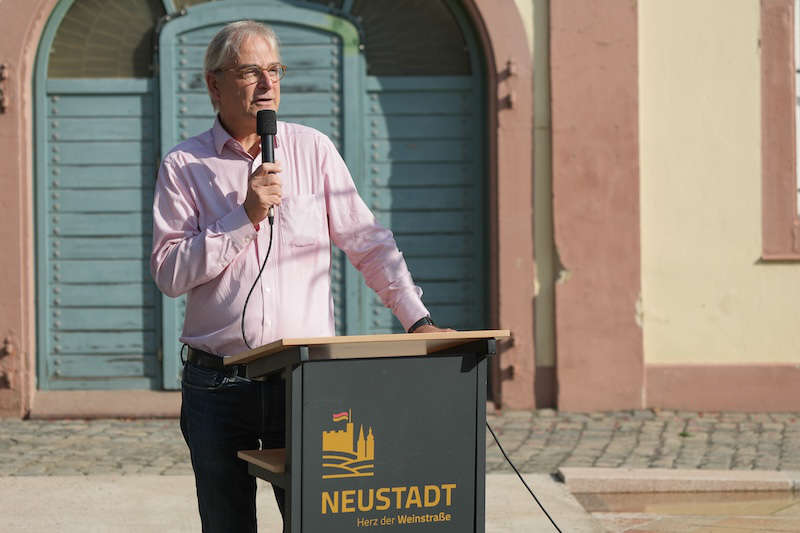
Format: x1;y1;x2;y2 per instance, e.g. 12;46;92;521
279;193;327;247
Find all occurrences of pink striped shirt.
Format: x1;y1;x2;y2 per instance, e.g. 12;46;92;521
151;118;428;357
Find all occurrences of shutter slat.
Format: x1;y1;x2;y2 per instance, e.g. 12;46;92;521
54;141;154;165
370;187;472;210
368;115;472;139
57;308;155;331
393;234;474;255
369;140;472;162
368;92;470;115
53;213;152;236
57;284;155;306
52;355;158;378
53;236;148;260
376;210;472;233
404;257;476;282
55;166;154;189
50;94;153;117
51;260;149;283
51;118;154;141
55;332;157;355
57;189;153;212
368;163;472;187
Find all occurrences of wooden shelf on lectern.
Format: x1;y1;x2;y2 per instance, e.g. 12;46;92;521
225;329;511;366
238;449;286;473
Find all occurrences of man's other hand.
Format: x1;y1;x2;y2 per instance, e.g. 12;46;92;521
411;324;455;333
244;162;282;226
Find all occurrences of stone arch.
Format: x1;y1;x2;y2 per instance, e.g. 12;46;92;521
0;0;535;415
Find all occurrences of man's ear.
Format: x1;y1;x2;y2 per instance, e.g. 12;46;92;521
205;71;221;108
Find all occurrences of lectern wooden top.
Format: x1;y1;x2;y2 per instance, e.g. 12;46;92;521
225;329;510;366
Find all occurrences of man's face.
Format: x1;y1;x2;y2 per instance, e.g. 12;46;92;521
207;35;281;134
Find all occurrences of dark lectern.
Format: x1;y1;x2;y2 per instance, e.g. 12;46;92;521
225;330;510;533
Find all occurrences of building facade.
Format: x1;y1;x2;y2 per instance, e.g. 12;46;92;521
0;0;796;417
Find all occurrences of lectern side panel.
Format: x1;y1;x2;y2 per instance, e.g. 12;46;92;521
474;358;487;533
301;356;478;532
287;364;304;532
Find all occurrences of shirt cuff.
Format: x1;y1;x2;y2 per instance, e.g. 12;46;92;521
395;293;430;332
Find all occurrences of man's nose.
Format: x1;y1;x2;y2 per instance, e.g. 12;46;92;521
256;70;274;88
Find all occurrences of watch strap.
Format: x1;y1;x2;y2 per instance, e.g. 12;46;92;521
407;315;434;333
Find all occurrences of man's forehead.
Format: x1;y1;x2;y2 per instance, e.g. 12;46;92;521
232;36;279;64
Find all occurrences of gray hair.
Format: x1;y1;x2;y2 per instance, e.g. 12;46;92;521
204;20;281;108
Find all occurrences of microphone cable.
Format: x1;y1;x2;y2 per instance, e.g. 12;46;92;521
486;421;563;533
240;211;274;350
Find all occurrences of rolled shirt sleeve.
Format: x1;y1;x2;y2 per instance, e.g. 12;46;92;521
319;135;429;331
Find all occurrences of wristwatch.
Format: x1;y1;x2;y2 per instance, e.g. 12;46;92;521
408;315;435;333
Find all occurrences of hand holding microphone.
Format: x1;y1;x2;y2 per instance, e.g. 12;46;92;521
244;161;281;226
244;110;280;226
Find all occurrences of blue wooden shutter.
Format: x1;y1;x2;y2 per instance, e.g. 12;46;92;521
36;79;161;389
342;0;488;333
158;3;363;384
360;76;486;332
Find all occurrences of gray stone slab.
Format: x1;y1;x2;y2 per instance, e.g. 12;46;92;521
0;474;602;533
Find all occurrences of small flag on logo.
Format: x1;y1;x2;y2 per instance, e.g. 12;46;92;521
332;411;349;422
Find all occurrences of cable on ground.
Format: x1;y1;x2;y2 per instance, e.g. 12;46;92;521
486;421;563;533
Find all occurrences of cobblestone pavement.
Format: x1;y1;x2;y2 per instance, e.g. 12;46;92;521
1;409;798;476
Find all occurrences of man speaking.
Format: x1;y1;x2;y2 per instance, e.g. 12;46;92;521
150;20;447;533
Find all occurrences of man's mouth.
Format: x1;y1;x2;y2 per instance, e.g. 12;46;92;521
253;97;273;105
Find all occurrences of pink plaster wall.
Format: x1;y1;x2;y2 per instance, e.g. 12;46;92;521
550;0;644;411
647;364;800;412
0;0;59;417
468;0;536;409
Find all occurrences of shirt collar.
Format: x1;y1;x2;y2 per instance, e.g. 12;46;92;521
211;115;281;157
211;116;232;156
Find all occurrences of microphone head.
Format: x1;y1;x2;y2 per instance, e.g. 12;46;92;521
257;109;277;136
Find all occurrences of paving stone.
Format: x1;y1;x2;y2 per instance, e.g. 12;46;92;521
673;461;702;468
650;458;676;468
594;460;624;468
46;468;85;475
720;413;747;422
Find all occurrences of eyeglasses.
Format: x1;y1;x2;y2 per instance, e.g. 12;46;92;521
216;63;287;85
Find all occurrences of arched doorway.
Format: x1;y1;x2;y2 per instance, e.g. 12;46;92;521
34;0;166;390
35;0;488;391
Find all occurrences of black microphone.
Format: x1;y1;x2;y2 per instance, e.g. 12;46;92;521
256;109;277;224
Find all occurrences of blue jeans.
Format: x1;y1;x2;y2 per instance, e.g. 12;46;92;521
180;362;286;532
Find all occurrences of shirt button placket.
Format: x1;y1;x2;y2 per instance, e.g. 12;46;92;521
259;263;267;347
265;283;272;337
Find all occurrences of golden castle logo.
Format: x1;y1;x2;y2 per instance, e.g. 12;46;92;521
322;409;375;479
